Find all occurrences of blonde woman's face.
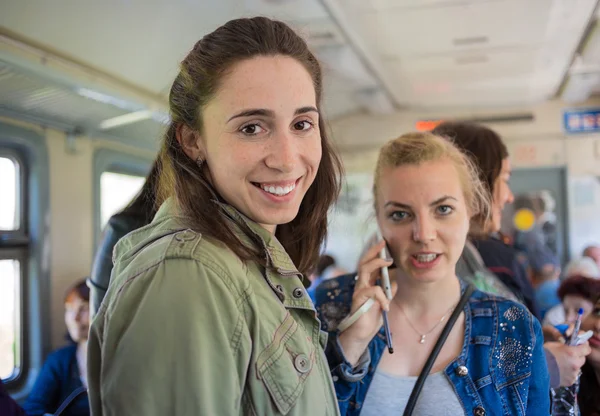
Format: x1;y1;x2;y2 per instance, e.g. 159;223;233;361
376;159;471;283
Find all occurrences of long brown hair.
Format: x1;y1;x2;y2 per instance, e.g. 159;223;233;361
156;17;343;276
432;121;508;231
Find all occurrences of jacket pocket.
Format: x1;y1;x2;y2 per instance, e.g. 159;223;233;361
256;312;316;415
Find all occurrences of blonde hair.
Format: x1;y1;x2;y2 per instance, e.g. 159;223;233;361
373;131;491;222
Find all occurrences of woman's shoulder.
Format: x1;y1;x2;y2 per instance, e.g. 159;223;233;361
468;289;540;337
102;227;249;315
469;289;531;314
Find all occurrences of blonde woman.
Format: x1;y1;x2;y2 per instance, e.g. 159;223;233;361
317;132;550;415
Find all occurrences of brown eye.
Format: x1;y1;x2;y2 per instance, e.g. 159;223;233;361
240;124;264;135
293;120;313;131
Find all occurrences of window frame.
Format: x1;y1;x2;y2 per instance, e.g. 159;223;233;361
93;148;152;249
0;120;50;395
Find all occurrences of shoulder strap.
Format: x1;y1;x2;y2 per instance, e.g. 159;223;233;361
53;386;87;416
403;284;475;416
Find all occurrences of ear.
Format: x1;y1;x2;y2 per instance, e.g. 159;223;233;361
176;123;205;161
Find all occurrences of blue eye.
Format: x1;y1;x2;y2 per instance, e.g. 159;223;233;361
437;205;453;215
390;211;409;221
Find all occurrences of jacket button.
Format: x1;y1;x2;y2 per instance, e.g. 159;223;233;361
292;287;304;298
473;406;485;416
456;365;469;377
294;354;311;373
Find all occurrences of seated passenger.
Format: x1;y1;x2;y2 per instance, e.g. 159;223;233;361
317;132;550;415
88;160;159;315
23;280;89;416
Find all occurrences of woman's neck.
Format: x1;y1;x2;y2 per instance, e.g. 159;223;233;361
391;271;462;317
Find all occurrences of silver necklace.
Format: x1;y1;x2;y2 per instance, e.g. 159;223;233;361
397;303;457;344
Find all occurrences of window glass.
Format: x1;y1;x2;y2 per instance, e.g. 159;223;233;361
0;259;21;380
0;157;18;231
100;171;145;228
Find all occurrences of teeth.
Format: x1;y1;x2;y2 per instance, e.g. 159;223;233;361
261;183;295;196
416;254;437;263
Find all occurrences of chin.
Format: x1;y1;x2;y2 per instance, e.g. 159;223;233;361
254;212;298;230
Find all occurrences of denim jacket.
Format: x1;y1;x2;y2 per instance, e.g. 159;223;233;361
315;274;551;416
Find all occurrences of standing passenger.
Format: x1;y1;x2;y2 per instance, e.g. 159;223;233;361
88;160;159;315
87;16;343;415
318;132;550;415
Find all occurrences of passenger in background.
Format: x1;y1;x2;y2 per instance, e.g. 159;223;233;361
583;245;600;269
87;17;343;415
432;121;590;390
432;121;540;318
543;257;600;326
88;160;159;315
543;276;600;329
23;280;89;416
318;132;550;415
578;294;600;415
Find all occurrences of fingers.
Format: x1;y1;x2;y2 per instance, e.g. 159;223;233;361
572;341;592;357
542;325;564;343
356;258;393;288
358;240;387;269
353;286;390;313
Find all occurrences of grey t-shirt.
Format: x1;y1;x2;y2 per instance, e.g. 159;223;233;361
361;369;465;416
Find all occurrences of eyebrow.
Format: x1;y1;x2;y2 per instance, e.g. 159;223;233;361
227;106;319;122
384;195;458;209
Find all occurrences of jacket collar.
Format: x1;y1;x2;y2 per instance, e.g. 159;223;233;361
113;198;301;278
213;200;300;276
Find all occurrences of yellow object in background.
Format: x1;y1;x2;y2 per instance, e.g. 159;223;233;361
513;208;536;231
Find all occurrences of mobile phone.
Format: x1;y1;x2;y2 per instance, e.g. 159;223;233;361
375;229;393;300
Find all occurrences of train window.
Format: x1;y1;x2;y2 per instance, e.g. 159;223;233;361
0;259;21;380
0;156;20;230
0;152;26;382
100;171;145;227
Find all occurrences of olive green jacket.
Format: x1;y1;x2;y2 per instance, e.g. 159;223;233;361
88;199;340;416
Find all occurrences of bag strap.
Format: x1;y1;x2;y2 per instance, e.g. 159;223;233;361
403;284;475;416
53;386;87;416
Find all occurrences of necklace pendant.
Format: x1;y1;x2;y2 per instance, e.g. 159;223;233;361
419;335;426;344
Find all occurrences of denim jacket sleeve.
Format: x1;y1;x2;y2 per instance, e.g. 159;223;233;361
527;315;551;415
316;274;373;415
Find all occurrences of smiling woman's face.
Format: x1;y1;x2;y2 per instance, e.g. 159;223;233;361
184;55;322;233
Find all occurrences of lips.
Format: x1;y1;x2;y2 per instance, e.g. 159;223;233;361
412;253;439;263
251;178;300;199
258;182;296;196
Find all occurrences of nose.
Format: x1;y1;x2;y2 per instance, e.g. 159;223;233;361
506;187;515;204
264;132;297;173
412;215;436;243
